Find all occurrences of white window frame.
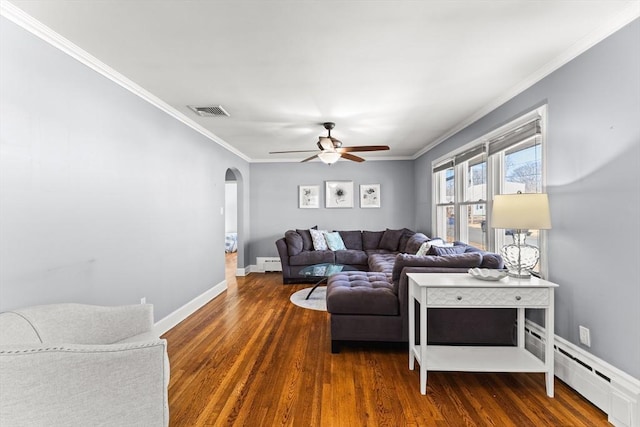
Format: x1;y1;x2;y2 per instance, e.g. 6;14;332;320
431;105;549;277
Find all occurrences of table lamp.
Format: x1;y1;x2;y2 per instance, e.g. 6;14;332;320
491;192;551;278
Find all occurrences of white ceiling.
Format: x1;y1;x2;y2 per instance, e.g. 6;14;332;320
5;1;640;163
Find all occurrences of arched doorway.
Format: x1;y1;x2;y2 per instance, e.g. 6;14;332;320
224;168;243;279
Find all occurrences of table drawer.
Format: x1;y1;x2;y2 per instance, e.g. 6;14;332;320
426;287;549;306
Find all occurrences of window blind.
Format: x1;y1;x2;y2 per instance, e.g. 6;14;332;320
488;120;541;156
433;145;486;173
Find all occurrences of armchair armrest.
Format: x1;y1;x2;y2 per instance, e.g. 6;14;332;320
12;303;154;345
0;340;169;426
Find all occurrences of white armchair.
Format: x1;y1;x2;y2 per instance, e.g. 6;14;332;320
0;303;169;426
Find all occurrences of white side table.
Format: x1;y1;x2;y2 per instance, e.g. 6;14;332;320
407;272;558;396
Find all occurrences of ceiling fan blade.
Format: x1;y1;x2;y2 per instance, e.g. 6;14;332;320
340;152;365;163
337;145;390;153
269;149;319;154
301;154;319;163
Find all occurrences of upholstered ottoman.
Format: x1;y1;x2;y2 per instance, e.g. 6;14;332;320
326;271;399;353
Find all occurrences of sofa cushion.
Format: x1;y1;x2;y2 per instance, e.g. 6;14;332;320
335;250;368;266
296;228;315;251
379;228;405;251
405;233;429;254
338;230;363;251
391;252;483;283
289;250;335;266
324;231;347;251
326;272;397;315
310;229;328;250
397;228;415;253
285;230;304;256
432;245;467;256
480;253;504;269
362;231;384;250
368;253;398;274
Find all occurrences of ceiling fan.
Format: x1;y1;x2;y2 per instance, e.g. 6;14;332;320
269;122;390;164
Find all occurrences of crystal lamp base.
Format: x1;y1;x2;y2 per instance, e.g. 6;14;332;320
500;231;540;279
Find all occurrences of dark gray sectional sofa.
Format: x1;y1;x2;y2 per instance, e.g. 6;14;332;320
275;228;429;284
275;228;516;352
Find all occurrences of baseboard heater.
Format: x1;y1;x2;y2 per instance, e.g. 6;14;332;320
256;257;282;272
525;320;639;427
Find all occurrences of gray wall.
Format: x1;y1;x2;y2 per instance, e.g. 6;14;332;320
415;19;640;378
249;160;416;261
0;17;251;320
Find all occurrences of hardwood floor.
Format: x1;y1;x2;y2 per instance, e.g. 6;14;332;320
163;254;609;426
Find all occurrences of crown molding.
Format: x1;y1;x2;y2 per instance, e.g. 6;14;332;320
412;4;640;160
0;0;251;163
3;1;637;165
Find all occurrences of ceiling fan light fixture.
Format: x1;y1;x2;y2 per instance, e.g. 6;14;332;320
318;151;341;165
318;137;334;150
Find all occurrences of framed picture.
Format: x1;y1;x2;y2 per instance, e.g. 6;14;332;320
325;181;354;208
360;184;381;208
299;185;320;209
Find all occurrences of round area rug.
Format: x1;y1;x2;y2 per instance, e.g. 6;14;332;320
290;286;327;311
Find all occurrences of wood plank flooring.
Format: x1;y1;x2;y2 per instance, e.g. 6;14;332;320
162;254;609;426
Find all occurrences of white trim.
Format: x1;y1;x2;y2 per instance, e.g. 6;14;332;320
525;320;640;427
154;280;227;336
235;266;250;277
0;1;250;163
414;4;640;160
430;106;548;272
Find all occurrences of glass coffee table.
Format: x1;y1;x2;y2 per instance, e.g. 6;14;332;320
298;263;360;300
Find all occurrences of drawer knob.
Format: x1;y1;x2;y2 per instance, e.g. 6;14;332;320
456;296;463;301
515;296;522;301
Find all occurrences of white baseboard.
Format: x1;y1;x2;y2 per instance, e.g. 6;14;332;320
235;266;250;276
154;280;227;336
525;320;639;427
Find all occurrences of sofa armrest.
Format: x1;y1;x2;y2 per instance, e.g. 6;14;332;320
275;238;290;268
0;340;169;426
11;303;154;345
275;237;294;281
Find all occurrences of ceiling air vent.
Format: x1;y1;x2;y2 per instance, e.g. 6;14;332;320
187;105;230;117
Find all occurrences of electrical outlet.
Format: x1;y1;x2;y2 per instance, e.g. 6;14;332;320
140;297;146;304
579;325;591;347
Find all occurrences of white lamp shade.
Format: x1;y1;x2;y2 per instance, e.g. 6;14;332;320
492;193;551;230
318;151;341;164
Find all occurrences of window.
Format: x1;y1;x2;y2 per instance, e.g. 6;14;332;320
432;109;546;270
434;147;487;248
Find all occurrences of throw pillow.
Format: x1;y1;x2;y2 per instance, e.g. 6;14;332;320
397;228;415;253
415;242;430;256
296;226;317;251
309;228;328;250
324;231;347;251
432;245;467;256
285;230;304;256
379;228;405;251
405;233;429;254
